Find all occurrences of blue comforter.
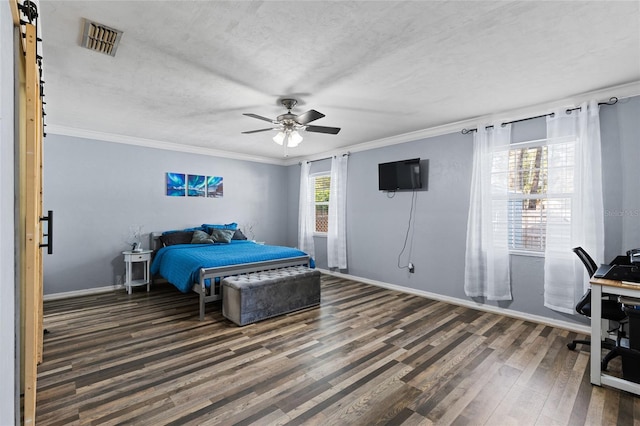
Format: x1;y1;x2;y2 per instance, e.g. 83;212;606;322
150;241;314;293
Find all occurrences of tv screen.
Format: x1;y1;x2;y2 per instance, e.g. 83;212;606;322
378;158;422;191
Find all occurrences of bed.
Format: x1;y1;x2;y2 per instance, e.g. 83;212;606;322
150;229;313;320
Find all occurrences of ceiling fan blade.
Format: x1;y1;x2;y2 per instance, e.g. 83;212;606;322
296;109;325;125
305;125;341;135
243;113;275;123
241;128;276;134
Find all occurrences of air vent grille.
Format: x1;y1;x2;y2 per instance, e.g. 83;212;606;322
81;20;123;56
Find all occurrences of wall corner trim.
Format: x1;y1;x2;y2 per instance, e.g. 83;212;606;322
43;284;124;301
45;125;288;166
283;81;640;166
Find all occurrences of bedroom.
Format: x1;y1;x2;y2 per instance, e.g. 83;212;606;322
2;0;640;424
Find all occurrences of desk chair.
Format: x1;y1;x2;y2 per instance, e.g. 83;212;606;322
567;247;627;370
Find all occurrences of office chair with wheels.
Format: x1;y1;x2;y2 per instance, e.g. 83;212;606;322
567;247;627;371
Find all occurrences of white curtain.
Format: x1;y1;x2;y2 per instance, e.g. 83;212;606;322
328;155;348;269
544;101;604;313
464;123;512;300
298;161;315;257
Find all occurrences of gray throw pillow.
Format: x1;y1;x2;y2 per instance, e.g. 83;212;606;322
210;228;235;243
191;230;214;244
232;229;248;240
160;231;194;246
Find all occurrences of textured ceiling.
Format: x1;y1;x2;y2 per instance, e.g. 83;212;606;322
40;1;640;162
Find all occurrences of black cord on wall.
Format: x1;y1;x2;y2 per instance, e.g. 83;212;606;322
397;188;417;270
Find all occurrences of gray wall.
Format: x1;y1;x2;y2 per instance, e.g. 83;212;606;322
601;97;640;262
43;135;290;294
292;96;640;326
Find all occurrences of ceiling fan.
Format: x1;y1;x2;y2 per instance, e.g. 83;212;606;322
242;99;341;155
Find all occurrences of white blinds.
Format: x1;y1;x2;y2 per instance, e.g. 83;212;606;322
491;137;575;252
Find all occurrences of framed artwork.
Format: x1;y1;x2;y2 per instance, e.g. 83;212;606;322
166;173;223;198
207;176;224;198
166;172;185;196
188;174;206;197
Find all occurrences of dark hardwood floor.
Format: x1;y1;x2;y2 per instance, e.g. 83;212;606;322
36;275;639;425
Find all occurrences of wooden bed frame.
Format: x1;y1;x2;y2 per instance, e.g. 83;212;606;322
150;233;311;320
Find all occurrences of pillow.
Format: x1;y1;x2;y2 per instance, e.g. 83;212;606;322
162;226;204;235
191;230;214;244
202;222;238;233
209;228;235;243
159;231;193;247
231;229;248;240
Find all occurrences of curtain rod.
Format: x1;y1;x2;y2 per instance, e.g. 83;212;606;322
461;97;618;135
299;152;350;165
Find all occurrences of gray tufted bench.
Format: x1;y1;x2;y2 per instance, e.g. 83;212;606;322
222;266;321;326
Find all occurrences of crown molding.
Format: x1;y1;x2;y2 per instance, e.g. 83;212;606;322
282;118;478;166
472;80;640;127
284;80;640;166
46;125;288;166
49;81;640;168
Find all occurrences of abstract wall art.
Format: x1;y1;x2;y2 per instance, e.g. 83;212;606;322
207;176;224;198
188;174;206;197
166;172;223;198
166;172;186;196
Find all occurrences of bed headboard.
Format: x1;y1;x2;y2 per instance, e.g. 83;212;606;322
150;232;163;252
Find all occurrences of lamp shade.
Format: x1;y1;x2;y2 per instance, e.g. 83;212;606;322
272;131;285;145
288;130;303;147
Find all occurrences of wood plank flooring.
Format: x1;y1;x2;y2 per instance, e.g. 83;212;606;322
36;275;639;425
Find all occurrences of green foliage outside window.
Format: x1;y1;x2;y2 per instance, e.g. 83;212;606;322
315;176;331;202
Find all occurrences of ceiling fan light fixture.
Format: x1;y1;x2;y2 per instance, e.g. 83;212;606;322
272;131;285;145
288;130;303;147
243;98;340;156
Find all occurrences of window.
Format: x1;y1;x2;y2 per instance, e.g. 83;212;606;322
492;138;575;252
312;174;330;234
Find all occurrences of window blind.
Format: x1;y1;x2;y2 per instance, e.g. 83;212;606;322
491;138;575;252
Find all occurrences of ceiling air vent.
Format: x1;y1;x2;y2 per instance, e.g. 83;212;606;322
81;19;123;57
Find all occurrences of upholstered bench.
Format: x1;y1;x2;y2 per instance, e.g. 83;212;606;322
222;266;321;326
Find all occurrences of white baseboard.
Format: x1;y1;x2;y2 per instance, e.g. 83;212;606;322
43;284;124;301
318;268;590;335
44;270;590;335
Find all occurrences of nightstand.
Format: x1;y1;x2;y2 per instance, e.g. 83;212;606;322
122;250;153;294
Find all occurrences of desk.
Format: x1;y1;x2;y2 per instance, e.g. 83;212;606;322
590;277;640;395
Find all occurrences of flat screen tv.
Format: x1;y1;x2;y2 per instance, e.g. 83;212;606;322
378;158;422;191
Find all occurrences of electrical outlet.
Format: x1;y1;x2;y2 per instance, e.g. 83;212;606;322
408;263;415;273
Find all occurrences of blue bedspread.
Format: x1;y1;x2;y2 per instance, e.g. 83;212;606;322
150;241;314;293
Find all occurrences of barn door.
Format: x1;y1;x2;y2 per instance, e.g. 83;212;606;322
13;1;48;423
